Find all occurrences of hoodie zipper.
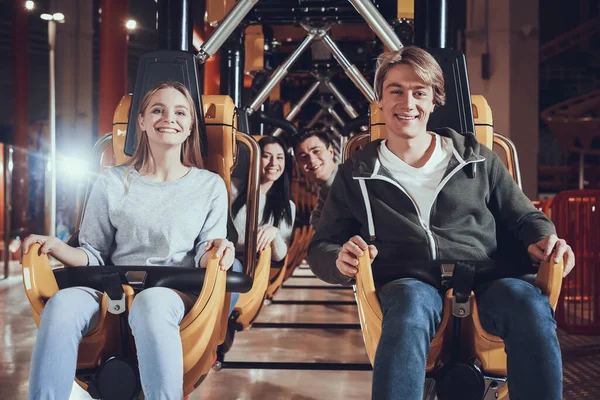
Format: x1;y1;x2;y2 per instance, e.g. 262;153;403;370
354;157;484;260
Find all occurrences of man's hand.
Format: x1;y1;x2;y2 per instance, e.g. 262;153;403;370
336;235;378;278
528;234;575;278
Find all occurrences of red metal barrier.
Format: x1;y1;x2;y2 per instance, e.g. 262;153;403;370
532;198;553;217
552;190;600;334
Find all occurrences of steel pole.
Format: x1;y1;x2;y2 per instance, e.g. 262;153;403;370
197;0;259;63
306;109;326;129
3;146;13;279
272;81;321;136
321;35;376;103
48;20;56;238
324;80;359;119
327;107;345;127
347;0;403;51
249;33;317;112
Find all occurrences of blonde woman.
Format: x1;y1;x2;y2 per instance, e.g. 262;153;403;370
22;82;238;400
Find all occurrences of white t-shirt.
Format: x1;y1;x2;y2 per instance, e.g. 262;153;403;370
377;133;454;227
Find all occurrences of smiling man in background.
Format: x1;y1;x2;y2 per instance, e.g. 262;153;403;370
295;131;338;229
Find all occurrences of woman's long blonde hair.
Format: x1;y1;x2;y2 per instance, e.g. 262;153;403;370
123;82;204;189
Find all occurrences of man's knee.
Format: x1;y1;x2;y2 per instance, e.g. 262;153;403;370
479;278;556;337
379;279;443;334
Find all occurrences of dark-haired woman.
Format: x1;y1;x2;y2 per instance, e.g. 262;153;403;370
231;136;296;262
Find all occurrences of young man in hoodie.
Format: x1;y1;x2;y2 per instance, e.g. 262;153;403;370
295;131;338;229
307;46;575;400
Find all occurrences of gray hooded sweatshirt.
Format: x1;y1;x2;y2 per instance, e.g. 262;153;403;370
307;128;555;286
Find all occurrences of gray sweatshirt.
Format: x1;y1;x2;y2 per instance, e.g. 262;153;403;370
231;179;296;262
78;166;228;268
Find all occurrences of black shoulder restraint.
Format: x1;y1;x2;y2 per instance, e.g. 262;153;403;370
101;272;124;301
452;261;476;304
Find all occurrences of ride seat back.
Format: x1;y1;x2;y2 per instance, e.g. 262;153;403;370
124;51;208;158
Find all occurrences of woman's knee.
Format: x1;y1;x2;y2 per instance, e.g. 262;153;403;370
41;287;101;330
128;287;186;329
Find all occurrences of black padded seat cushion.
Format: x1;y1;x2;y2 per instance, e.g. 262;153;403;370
53;266;253;294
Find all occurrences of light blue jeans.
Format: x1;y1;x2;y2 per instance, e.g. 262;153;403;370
28;259;243;400
372;277;562;400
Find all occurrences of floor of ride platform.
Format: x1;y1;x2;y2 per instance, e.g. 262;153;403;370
1;261;598;399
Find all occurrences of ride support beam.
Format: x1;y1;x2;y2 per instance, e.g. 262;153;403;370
12;0;29;149
98;0;128;137
414;0;448;48
324;80;359;119
220;30;245;107
328;107;345;127
320;35;376;103
197;0;259;63
347;0;403;51
11;0;30;245
247;33;318;113
272;81;321;137
158;0;193;51
306;109;326;129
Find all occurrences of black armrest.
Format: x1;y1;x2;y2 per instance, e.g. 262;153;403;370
54;266;253;294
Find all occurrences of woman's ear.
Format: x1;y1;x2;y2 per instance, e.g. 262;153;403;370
138;114;145;131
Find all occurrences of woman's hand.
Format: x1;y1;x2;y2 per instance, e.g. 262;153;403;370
205;239;236;271
256;226;279;252
20;234;88;267
21;234;65;259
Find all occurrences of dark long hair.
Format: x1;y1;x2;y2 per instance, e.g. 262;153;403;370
232;136;293;227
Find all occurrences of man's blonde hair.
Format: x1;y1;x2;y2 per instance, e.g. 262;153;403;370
374;46;446;106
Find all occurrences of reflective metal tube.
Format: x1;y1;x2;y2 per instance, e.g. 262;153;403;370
273;80;321;136
321;35;376;103
197;0;259;63
325;80;359;119
235;133;261;278
347;0;403;51
249;33;317;112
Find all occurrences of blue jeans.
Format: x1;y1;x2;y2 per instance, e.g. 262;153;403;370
29;261;244;400
229;258;243;314
372;277;562;400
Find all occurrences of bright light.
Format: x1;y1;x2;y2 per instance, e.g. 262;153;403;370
125;19;137;30
40;13;52;20
52;12;65;21
25;1;34;10
58;157;89;182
